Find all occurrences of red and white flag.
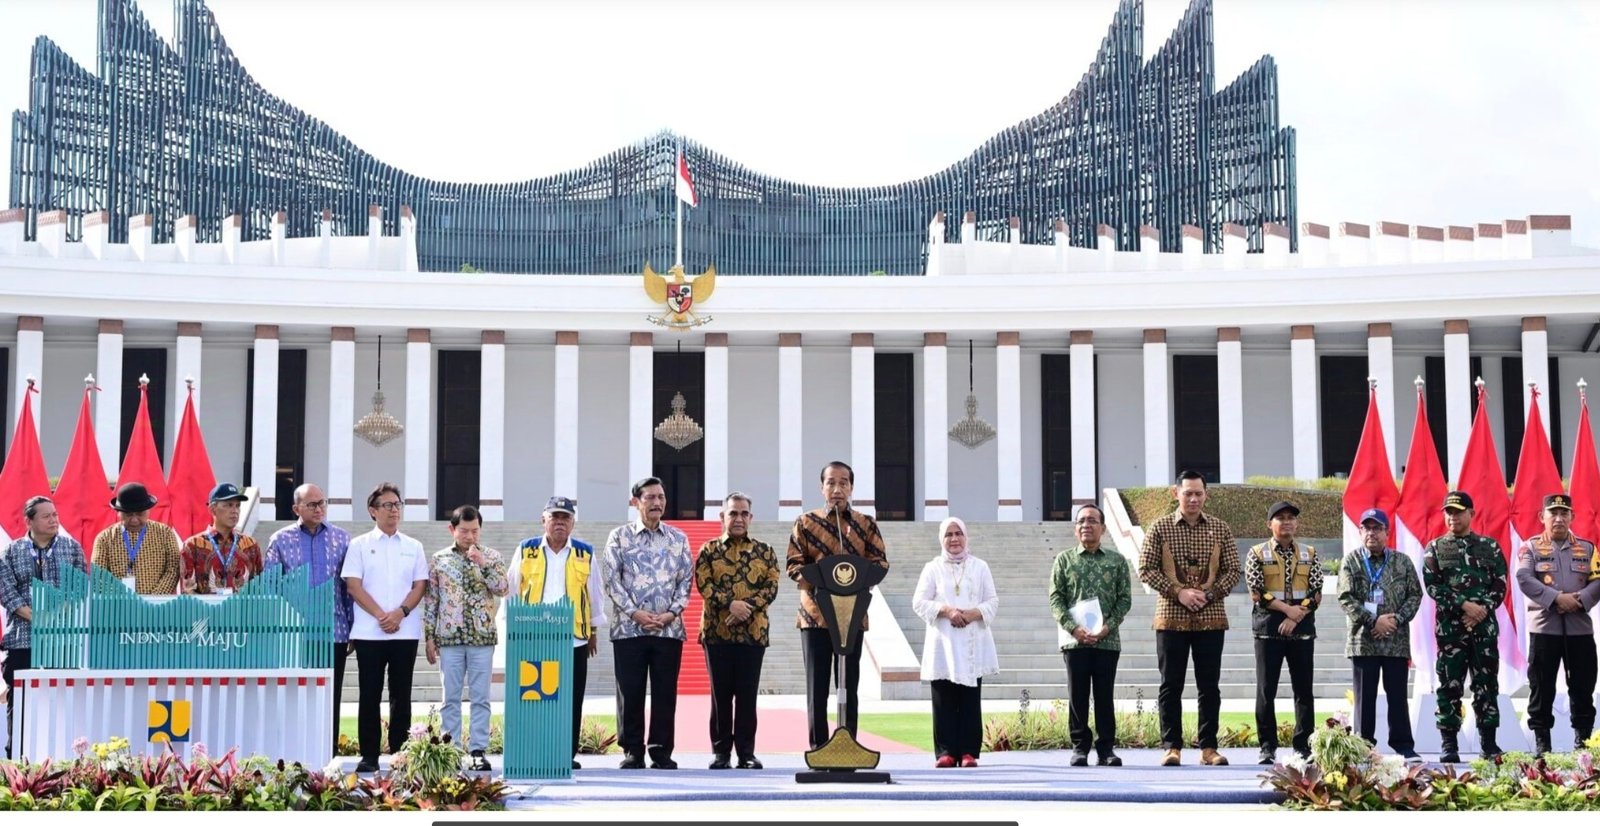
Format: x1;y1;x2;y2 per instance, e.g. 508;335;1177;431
166;381;217;540
114;379;172;529
52;383;115;560
1568;384;1600;632
1454;383;1525;693
1342;383;1400;553
676;151;698;208
1508;386;1562;674
1396;383;1447;692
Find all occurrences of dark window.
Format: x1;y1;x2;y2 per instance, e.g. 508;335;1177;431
436;350;481;519
244;348;308;511
1423;355;1482;477
652;350;705;520
1041;354;1073;520
1319;355;1368;477
874;353;915;521
121;348;168;462
1500;356;1565;478
1173;354;1220;483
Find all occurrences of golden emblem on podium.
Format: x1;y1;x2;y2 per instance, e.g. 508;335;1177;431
643;263;716;329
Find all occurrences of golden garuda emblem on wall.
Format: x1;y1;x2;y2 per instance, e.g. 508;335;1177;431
643;263;716;329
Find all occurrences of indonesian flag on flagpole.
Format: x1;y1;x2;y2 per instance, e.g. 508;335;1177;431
166;380;217;541
114;378;172;529
1342;383;1401;554
1396;382;1447;693
1454;382;1526;694
0;379;50;642
1508;385;1562;682
676;150;698;208
1568;382;1600;632
52;381;115;561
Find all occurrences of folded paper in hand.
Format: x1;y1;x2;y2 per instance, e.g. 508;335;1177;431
1058;598;1104;646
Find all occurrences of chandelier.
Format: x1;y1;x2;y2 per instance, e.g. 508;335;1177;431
949;339;996;449
354;335;404;447
654;341;703;450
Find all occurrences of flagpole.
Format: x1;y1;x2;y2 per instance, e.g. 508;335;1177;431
675;138;684;269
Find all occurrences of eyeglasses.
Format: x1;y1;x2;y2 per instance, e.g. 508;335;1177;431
300;500;328;510
374;501;403;511
726;511;752;518
1075;519;1103;526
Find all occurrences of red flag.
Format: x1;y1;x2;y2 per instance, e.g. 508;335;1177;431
0;380;50;541
1454;382;1523;689
1395;382;1448;690
1509;387;1562;544
1569;385;1600;546
165;381;216;540
1342;384;1400;550
53;384;114;558
114;379;172;528
676;151;698;207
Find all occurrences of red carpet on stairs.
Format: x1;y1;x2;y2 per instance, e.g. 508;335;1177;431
670;520;725;696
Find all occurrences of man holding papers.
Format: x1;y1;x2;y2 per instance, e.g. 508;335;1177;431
1050;503;1132;767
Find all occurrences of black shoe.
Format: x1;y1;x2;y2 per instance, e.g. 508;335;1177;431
1069;752;1089;767
1533;729;1552;758
1478;726;1502;759
572;759;582;770
619;753;646;769
468;751;491;772
1578;729;1593;749
650;757;679;770
709;753;732;770
737;757;764;770
1096;752;1123;767
1258;748;1276;766
354;759;379;774
1439;730;1460;764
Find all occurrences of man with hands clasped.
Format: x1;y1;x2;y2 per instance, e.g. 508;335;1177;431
1337;508;1423;761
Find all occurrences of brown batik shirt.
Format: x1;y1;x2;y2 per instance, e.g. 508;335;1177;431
1137;510;1240;632
784;506;888;629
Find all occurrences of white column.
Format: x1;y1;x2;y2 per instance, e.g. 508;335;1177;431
628;333;654;487
1445;320;1472;478
1069;331;1097;503
996;332;1023;521
404;329;432;521
703;334;730;520
250;326;280;520
1522;317;1550;437
1368;323;1397;474
1290;325;1320;480
1143;330;1170;486
1217;328;1244;483
95;320;124;476
479;331;506;522
552;332;581;498
15;317;42;437
174;323;203;431
778;334;804;521
850;333;876;518
327;328;355;522
922;333;949;522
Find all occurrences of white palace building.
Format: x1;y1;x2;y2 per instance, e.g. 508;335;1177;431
0;207;1597;525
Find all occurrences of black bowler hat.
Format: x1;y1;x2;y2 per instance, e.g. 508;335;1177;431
1443;490;1474;512
110;482;159;513
1267;500;1300;520
1544;493;1573;511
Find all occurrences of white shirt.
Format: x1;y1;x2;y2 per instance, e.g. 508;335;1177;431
504;537;607;648
342;528;429;641
912;555;1001;687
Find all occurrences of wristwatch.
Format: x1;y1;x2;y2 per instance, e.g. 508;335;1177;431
400;604;412;617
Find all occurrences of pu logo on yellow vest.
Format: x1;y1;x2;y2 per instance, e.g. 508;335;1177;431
148;700;192;743
519;660;560;701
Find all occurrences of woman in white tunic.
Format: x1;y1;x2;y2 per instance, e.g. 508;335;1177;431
913;516;1000;767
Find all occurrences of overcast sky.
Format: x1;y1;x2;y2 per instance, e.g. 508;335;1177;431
0;0;1596;244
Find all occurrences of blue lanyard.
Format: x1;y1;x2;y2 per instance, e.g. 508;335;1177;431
1363;551;1388;589
208;531;239;573
123;525;147;566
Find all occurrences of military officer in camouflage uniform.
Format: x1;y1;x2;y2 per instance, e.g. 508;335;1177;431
1514;493;1600;757
1422;490;1508;762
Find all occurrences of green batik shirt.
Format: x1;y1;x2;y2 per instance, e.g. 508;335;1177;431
1422;531;1507;638
1050;544;1132;651
1337;547;1423;658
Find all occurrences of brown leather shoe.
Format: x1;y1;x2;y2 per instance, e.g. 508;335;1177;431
1160;748;1181;766
1200;748;1229;766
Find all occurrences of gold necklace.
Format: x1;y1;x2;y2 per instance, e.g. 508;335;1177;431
947;558;968;596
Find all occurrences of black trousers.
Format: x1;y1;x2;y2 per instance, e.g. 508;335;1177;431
1255;637;1315;753
1065;647;1121;756
705;642;765;759
1527;632;1598;733
354;639;418;762
1157;629;1224;750
1352;656;1414;752
930;679;983;759
2;647;30;760
802;628;862;749
612;636;682;758
571;643;590;758
332;642;350;751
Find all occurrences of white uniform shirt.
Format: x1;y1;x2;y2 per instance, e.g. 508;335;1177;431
505;537;607;648
342;528;429;641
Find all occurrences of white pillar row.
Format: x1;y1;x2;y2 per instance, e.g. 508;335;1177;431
1143;330;1170;486
478;330;506;522
1290;325;1321;480
327;327;355;522
703;333;730;520
250;325;280;520
174;322;203;434
1522;316;1550;437
777;334;804;522
1444;320;1472;478
1216;327;1245;484
95;319;124;477
996;332;1023;521
403;328;432;521
15;316;42;438
1368;323;1397;474
627;332;654;489
552;332;581;498
850;333;876;518
1069;331;1097;504
922;333;949;522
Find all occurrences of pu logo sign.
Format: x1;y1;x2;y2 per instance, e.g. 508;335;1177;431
518;660;560;701
148;700;192;743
